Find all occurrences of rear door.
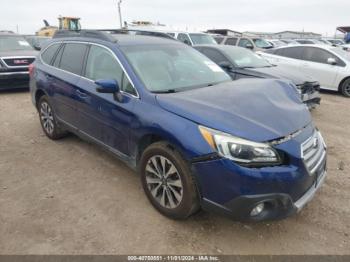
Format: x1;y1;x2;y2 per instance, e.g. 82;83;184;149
299;47;342;90
76;44;138;155
50;43;88;127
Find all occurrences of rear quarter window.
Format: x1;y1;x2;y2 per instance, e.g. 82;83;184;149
41;43;61;65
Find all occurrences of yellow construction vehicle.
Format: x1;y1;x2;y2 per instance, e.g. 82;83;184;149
36;16;81;37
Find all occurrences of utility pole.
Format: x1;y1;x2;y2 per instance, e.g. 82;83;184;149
117;0;123;29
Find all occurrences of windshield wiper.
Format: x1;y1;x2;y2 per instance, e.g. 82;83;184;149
152;89;177;94
238;66;256;69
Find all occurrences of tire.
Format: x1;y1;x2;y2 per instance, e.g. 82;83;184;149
340;78;350;97
37;95;67;140
139;142;200;219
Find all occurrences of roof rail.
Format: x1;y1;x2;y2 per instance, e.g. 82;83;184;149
98;29;175;40
52;30;117;42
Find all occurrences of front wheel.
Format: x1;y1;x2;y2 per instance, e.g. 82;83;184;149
340;78;350;97
139;142;200;219
38;96;67;140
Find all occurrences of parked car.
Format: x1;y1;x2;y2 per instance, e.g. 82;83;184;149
24;35;51;50
30;31;327;221
195;45;321;109
0;32;38;90
261;44;350;97
219;36;273;51
169;31;217;46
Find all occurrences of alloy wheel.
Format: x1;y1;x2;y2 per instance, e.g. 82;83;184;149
344;81;350;96
145;155;183;209
40;102;54;135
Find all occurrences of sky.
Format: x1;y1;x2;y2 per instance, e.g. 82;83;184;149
1;0;349;36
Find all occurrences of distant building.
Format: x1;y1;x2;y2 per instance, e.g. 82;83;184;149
273;31;322;39
243;31;275;38
206;29;242;37
206;29;321;39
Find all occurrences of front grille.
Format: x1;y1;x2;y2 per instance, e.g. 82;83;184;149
1;57;35;67
301;131;326;175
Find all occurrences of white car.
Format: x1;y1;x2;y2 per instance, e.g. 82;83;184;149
260;45;350;97
168;31;217;46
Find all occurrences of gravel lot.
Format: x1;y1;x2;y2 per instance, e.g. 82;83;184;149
0;90;349;255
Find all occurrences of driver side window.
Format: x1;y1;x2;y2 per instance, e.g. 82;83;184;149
238;38;253;48
177;33;192;45
200;48;229;65
85;45;137;95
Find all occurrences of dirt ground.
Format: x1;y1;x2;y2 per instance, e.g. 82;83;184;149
0;90;349;255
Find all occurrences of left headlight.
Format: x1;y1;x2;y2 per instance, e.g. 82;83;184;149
199;126;281;166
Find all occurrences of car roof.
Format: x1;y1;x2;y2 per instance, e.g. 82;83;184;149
52;34;183;47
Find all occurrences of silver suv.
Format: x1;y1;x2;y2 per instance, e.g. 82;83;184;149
216;36;273;51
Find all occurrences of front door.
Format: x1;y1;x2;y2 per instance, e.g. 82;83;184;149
76;44;138;155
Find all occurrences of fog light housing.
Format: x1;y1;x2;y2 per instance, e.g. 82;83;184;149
250;203;265;216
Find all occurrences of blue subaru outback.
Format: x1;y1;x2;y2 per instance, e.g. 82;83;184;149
30;31;327;221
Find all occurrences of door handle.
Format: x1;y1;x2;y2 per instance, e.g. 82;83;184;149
76;89;88;99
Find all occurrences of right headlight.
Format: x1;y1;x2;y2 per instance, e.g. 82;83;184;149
199;126;281;166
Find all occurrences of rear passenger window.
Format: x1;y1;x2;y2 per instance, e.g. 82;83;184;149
225;38;238;46
279;47;304;59
53;45;64;67
41;43;61;65
59;43;88;75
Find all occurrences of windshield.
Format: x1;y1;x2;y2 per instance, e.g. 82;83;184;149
121;44;231;93
189;33;217;45
253;38;272;48
223;47;272;68
332;47;350;62
0;36;34;51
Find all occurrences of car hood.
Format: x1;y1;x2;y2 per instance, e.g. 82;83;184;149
156;79;311;142
247;66;315;85
0;49;38;58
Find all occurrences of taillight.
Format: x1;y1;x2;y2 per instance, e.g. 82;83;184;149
28;63;34;78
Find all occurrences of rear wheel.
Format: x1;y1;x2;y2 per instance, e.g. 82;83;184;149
139;142;200;219
340;78;350;97
38;96;67;140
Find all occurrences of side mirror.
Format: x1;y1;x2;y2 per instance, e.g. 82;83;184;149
245;43;254;50
33;44;41;51
218;61;233;70
95;79;123;102
183;39;191;46
327;57;337;65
